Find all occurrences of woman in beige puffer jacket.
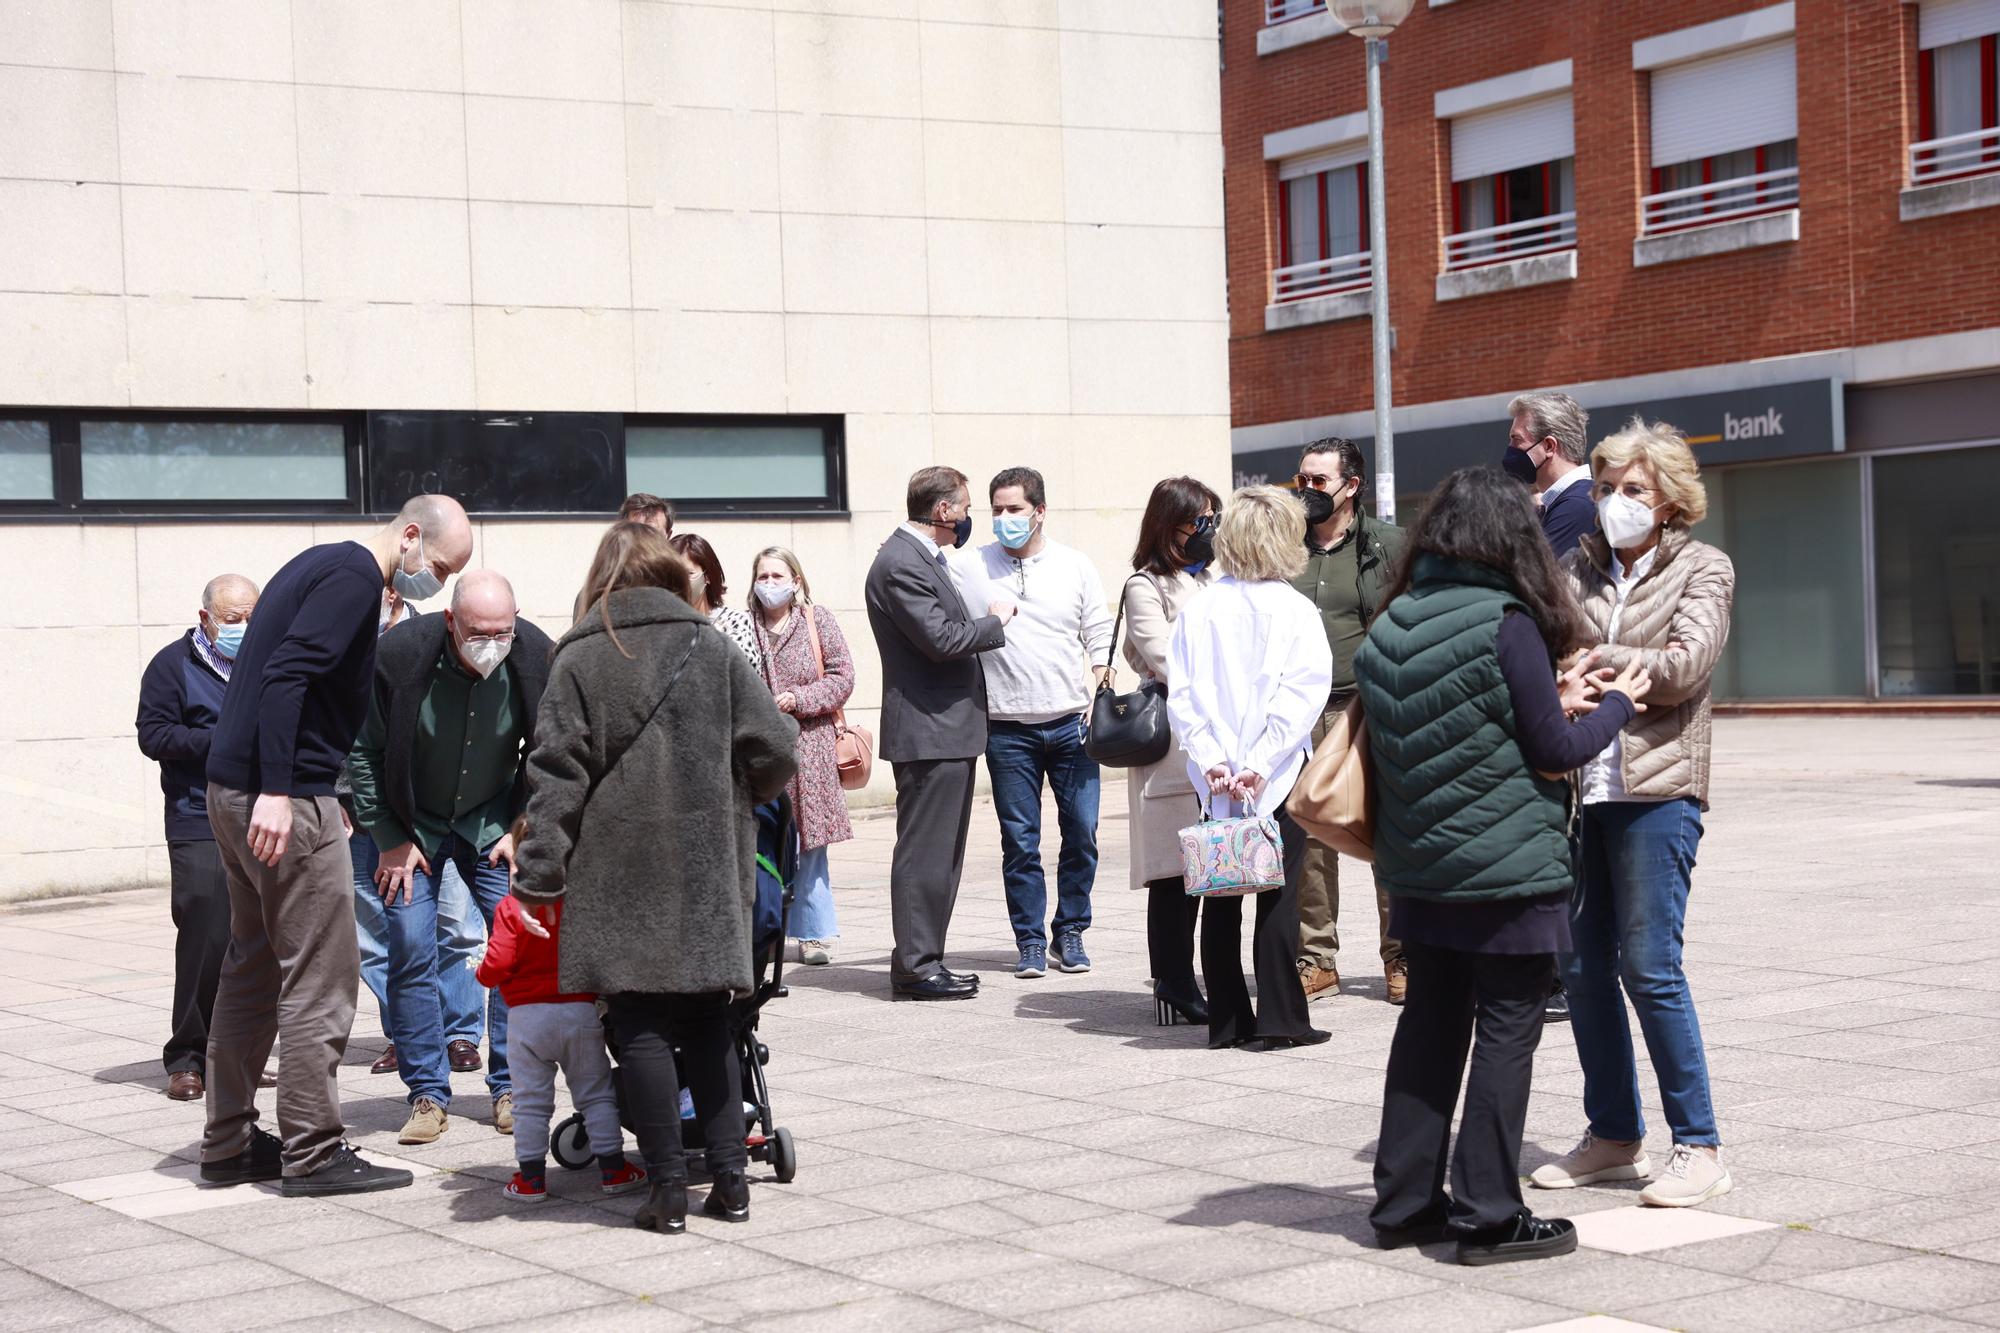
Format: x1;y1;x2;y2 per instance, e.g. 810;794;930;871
1534;418;1738;1211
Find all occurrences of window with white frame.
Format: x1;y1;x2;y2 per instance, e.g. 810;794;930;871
1275;145;1371;302
1915;0;2000;185
1266;0;1327;25
1446;92;1576;269
1643;37;1800;234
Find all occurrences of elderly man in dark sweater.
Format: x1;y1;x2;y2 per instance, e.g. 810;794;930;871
349;569;555;1146
137;573;259;1102
200;494;472;1198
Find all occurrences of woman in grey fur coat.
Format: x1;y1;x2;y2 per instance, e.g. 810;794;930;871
514;523;798;1234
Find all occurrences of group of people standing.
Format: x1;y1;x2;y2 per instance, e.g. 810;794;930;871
139;392;1736;1256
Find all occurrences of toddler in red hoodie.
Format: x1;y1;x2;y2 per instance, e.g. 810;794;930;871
477;895;645;1201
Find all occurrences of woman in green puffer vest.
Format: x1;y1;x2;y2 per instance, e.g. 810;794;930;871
1354;467;1651;1268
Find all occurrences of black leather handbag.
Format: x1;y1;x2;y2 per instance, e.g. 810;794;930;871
1084;576;1174;769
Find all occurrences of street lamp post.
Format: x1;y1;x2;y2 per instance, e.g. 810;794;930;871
1328;1;1414;523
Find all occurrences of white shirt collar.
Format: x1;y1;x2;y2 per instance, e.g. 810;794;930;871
900;521;942;560
1614;544;1659;585
1544;464;1592;500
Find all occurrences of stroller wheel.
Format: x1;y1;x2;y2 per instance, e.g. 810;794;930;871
550;1113;592;1170
771;1127;797;1184
755;1041;770;1067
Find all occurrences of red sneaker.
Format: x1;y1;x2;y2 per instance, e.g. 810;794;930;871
503;1171;547;1202
600;1161;648;1197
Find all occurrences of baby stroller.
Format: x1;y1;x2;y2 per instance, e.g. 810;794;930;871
548;795;800;1184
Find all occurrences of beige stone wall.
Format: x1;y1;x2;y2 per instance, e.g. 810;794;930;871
0;0;1232;899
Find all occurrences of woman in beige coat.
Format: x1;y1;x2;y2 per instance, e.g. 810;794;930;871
1534;418;1738;1210
1121;477;1220;1026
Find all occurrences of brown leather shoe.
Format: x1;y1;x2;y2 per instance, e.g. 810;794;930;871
1299;961;1340;1002
1386;958;1408;1006
166;1071;203;1101
371;1044;399;1075
448;1040;483;1073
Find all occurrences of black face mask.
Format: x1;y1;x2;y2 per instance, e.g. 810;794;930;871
1502;443;1541;485
1181;517;1216;568
942;512;973;548
1299;485;1338;527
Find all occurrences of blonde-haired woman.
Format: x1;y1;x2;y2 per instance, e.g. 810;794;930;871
1165;486;1333;1050
748;547;855;965
1533;418;1738;1208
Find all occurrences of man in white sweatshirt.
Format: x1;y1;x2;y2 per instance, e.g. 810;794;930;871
954;467;1116;979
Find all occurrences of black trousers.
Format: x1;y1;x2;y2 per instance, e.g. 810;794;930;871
888;758;976;981
1200;807;1312;1048
164;839;231;1075
1146;877;1201;998
604;992;745;1180
1371;942;1556;1232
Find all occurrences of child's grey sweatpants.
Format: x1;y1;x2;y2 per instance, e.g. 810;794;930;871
505;1000;621;1162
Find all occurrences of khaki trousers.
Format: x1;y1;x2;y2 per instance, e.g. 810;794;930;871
1296;693;1402;972
202;785;359;1177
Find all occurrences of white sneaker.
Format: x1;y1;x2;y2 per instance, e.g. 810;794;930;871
1639;1143;1733;1208
799;940;832;966
1529;1132;1652;1189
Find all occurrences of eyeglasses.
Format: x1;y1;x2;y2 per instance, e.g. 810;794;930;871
461;631;515;647
1590;482;1659;503
1295;472;1341;490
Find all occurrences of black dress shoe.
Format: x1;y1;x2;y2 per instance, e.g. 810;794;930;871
280;1144;414;1198
1248;1029;1332;1052
892;973;978;1001
1457;1211;1577;1266
939;967;981;988
1544;990;1572;1023
1373;1218;1454;1249
635;1178;688;1234
702;1169;750;1223
198;1127;284;1188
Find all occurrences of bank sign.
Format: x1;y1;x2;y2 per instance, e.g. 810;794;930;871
1234;378;1843;496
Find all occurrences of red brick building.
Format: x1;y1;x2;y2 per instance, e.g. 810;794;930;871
1224;0;2000;701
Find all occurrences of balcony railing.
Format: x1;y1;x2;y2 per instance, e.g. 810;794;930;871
1273;249;1371;303
1911;125;2000;186
1266;0;1327;24
1443;211;1577;271
1640;166;1799;235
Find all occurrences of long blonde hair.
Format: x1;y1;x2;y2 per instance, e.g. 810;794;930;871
746;545;812;611
576;522;695;658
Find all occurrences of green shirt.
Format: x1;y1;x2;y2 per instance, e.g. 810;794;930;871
1292;525;1368;691
355;646;523;857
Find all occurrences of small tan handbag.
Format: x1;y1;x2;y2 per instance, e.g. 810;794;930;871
803;605;874;791
1285;695;1374;861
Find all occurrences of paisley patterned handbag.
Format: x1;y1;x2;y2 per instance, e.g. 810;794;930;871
1179;798;1286;898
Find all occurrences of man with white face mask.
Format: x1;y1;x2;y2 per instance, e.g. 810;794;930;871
138;574;259;1102
347;569;557;1146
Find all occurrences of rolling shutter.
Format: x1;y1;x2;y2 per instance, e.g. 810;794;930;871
1921;0;2000;48
1650;38;1798;167
1280;141;1367;181
1451;92;1575;182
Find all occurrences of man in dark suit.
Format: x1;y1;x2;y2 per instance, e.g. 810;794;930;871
1505;391;1596;558
865;466;1016;1000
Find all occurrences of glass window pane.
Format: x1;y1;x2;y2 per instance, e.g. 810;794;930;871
626;424;830;501
1554;157;1575;213
1457;177;1495;233
1284;174;1323;266
80;420;347;501
1705;459;1868;699
1933;39;1985;139
0;419;53;500
1874;445;2000;696
1326;164;1364;258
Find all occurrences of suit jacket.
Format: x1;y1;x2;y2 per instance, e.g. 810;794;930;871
864;526;1007;762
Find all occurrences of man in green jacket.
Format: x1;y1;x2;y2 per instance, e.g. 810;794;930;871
1287;439;1408;1005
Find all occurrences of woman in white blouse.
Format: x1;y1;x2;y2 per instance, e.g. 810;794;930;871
1166;486;1334;1051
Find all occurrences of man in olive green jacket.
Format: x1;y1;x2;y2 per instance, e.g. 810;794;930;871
1286;439;1408;1005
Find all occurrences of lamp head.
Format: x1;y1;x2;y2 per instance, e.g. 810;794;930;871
1329;0;1415;37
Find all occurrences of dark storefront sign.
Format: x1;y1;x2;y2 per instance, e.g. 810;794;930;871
1234;378;1844;494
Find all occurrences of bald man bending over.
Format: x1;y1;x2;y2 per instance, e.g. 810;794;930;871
202;495;473;1196
346;569;557;1147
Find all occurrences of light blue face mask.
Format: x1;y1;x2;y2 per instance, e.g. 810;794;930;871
992;512;1037;550
212;619;248;659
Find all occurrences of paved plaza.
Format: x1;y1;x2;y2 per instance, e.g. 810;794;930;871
2;716;1998;1332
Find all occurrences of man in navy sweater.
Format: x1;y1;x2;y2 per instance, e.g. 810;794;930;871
200;494;472;1198
137;573;259;1103
1505;391;1596;558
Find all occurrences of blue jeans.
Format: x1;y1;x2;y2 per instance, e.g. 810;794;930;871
350;832;485;1043
789;845;838;941
384;832;511;1106
1561;798;1719;1146
986;716;1100;949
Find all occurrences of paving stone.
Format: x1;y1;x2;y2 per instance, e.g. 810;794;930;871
1791;1253;2000;1314
1621;1281;1914;1332
387;1274;631;1330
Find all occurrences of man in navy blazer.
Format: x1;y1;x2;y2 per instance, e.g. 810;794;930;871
864;466;1015;1001
1506;391;1596;558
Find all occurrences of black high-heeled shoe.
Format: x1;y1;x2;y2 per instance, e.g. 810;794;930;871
1153;982;1208;1027
634;1178;687;1234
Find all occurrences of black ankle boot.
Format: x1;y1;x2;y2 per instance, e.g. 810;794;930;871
1153;981;1209;1027
634;1178;687;1234
702;1169;750;1223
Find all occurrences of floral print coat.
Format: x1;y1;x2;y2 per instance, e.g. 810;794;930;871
755;603;857;852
